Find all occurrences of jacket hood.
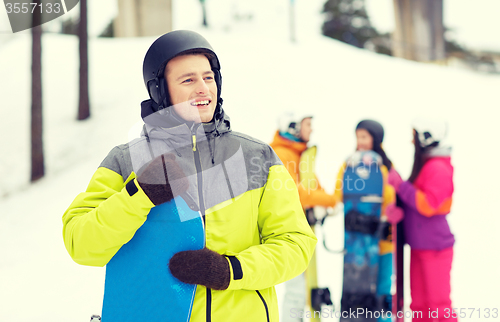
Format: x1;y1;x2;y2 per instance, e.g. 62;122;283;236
270;131;307;155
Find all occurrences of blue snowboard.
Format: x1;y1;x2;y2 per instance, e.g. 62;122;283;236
101;196;205;322
340;151;390;322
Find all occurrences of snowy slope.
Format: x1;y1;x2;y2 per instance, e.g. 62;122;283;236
1;0;500;321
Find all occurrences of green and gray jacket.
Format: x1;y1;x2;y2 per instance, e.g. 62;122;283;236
62;104;317;322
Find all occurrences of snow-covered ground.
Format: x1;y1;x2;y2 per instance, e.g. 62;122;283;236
1;0;500;321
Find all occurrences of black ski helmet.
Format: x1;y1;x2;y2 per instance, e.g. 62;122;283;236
142;30;222;111
356;120;384;146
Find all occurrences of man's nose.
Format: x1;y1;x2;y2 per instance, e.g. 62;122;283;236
196;79;209;93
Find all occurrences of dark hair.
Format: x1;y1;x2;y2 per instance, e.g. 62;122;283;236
355;120;391;170
374;144;392;171
408;130;441;182
408;131;425;183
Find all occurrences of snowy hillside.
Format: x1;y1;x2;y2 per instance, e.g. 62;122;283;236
1;0;500;321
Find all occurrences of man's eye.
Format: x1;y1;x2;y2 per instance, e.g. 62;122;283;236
205;76;214;81
182;78;193;83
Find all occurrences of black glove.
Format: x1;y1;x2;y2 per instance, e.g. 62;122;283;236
169;248;230;291
137;153;188;205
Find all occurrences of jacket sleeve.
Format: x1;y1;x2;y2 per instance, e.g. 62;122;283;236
226;164;317;291
62;166;155;266
274;146;336;209
397;164;453;217
333;163;345;204
298;179;337;209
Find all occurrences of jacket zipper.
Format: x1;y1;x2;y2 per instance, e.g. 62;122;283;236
256;290;270;322
206;288;212;322
191;124;211;322
191;126;206;219
191;126;267;322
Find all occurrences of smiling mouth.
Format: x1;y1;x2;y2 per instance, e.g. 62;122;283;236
191;99;211;107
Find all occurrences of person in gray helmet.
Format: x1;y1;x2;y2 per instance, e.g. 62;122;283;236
62;30;316;321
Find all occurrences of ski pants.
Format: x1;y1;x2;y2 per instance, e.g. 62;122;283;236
410;247;457;322
281;272;306;322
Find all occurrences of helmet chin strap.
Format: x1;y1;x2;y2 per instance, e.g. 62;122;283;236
157;77;169;111
214;99;223;120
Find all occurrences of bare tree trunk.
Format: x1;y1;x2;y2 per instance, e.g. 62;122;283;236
78;0;90;120
392;0;415;60
392;0;445;62
200;0;208;27
429;0;445;61
31;0;44;182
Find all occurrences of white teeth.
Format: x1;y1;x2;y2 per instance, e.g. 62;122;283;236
192;100;210;106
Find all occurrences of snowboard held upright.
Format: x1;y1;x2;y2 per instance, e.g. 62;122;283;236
340;151;392;322
300;146;334;321
101;196;205;322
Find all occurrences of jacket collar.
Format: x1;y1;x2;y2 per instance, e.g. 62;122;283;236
424;145;452;159
140;99;231;142
270;131;308;155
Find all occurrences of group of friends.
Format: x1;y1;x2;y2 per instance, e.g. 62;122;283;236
273;114;456;322
62;30;457;322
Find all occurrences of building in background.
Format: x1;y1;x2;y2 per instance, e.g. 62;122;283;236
114;0;172;37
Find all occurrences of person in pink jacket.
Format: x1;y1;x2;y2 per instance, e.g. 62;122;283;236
388;118;457;322
389;119;457;322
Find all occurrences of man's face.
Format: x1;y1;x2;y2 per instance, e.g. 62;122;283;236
165;54;218;123
356;129;374;151
299;118;312;143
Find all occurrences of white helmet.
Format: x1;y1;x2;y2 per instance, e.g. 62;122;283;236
278;111;313;140
412;117;448;148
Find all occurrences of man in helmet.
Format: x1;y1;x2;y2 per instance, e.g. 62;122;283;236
62;30;316;321
270;112;337;321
